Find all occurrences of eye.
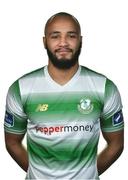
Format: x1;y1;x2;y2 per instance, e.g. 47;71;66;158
50;33;60;39
51;35;59;39
70;35;76;38
68;33;77;38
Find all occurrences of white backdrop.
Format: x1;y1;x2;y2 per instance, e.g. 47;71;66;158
0;0;127;179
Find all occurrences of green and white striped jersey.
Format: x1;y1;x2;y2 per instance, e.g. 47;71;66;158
4;66;124;180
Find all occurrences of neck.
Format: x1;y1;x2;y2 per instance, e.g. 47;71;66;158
47;61;79;85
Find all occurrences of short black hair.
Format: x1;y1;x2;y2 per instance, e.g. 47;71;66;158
44;12;81;35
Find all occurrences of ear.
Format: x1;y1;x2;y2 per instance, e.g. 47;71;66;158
80;35;83;43
43;37;46;49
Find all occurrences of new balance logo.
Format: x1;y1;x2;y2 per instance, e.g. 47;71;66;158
36;104;49;112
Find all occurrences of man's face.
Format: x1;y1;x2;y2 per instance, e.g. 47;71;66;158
43;16;82;69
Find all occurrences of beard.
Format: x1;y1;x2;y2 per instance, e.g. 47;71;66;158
45;42;82;70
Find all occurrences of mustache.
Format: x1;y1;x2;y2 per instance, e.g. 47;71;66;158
55;48;73;53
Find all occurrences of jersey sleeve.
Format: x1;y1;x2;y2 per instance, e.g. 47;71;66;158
100;79;124;132
4;80;27;134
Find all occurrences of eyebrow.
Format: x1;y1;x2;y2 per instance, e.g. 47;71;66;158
49;31;78;35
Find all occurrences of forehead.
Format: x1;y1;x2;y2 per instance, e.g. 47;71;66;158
45;16;80;35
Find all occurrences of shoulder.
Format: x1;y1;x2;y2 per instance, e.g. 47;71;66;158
81;66;106;79
80;66;118;97
14;67;45;87
80;66;108;88
81;66;117;87
8;67;45;93
19;67;45;81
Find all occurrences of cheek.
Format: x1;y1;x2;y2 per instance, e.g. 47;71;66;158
75;41;81;50
70;40;80;48
46;40;58;51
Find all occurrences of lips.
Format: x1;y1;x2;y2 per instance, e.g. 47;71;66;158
55;48;72;53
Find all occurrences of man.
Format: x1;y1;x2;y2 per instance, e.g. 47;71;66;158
4;12;124;179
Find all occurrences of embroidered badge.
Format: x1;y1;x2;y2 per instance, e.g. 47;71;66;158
78;98;93;114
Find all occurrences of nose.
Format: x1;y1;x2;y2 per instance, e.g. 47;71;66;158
59;36;68;47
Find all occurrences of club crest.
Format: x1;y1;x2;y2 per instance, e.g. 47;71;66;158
78;98;93;114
